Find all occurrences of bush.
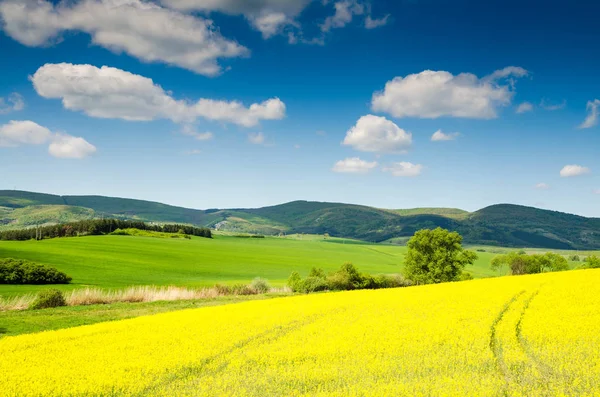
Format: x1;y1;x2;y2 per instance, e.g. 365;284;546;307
583;255;600;269
250;277;271;294
458;272;474;281
0;258;72;285
287;265;410;293
373;274;412;288
30;289;66;309
491;252;569;275
230;283;257;295
569;255;581;262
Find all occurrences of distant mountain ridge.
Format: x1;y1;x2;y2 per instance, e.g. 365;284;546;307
1;190;599;250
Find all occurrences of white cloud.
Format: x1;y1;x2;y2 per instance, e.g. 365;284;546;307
431;129;459;141
31;63;285;127
593;189;600;195
540;99;566;111
0;0;248;76
534;183;550;190
516;102;533;114
0;120;52;147
484;66;528;81
560;165;590;178
48;134;97;159
371;67;528;119
0;120;95;158
0;93;25;114
579;99;600;129
161;0;311;38
342;115;412;153
365;14;390;29
248;132;266;144
181;125;214;141
321;1;364;32
383;162;423;177
332;157;377;174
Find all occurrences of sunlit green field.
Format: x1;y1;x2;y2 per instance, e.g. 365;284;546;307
0;234;501;297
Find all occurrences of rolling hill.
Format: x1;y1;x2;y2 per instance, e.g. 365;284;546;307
1;190;600;249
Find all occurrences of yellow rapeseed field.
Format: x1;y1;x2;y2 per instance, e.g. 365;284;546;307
1;269;599;396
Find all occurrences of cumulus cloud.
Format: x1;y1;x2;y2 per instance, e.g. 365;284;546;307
383;162;423;177
431;129;459;141
31;63;285;127
0;93;25;114
332;157;377;174
371;67;528;119
560;165;590;178
365;14;390;29
534;183;550;190
320;1;364;32
0;0;248;76
579;99;600;129
48;134;97;159
0;120;95;158
516;102;533;114
0;120;52;147
342;115;412;153
248;132;266;144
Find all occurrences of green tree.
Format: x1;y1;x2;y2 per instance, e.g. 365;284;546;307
403;228;477;284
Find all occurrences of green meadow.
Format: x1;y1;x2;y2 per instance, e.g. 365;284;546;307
0;234;501;297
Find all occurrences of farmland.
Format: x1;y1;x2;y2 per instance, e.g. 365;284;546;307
0;234;501;297
1;269;598;396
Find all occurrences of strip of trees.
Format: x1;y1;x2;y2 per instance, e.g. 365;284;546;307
491;251;569;275
0;219;211;241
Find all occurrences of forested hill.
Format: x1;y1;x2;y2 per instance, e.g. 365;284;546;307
1;190;600;250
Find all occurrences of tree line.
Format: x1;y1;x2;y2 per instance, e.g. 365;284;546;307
0;219;212;241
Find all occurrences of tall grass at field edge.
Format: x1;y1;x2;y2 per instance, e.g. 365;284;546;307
0;285;291;311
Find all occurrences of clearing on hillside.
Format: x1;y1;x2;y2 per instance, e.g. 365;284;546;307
0;269;598;396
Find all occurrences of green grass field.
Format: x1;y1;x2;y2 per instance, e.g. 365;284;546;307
0;234;501;297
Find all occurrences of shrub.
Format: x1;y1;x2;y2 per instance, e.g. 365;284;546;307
583;255;600;269
0;258;72;285
569;255;581;262
287;271;302;292
326;263;365;291
230;283;257;295
250;277;271;294
373;274;412;288
491;252;569;275
458;272;474;281
300;276;329;293
288;265;410;294
30;289;66;310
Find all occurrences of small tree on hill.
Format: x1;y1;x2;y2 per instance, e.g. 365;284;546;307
403;228;477;284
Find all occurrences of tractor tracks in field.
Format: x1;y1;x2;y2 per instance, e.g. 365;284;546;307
490;288;554;396
136;308;346;396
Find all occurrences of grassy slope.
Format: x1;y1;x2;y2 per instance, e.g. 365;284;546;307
0;234;499;297
0;205;97;230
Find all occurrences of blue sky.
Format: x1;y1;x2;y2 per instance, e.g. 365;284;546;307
0;0;599;216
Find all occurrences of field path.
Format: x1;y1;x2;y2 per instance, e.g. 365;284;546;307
490;288;555;396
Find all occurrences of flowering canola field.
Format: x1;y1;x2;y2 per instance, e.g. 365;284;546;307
1;269;599;396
